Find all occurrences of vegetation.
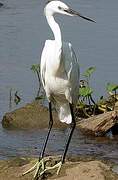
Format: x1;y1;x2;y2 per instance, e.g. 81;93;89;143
31;64;41;98
30;64;118;118
76;67;118;118
9;88;21;110
31;64;45;100
106;83;118;110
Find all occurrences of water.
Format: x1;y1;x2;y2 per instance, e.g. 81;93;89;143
0;0;118;162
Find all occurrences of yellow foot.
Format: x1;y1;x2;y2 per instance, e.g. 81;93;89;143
22;157;49;179
40;161;62;176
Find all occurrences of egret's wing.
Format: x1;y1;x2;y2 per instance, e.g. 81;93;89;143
62;42;80;104
70;45;80;82
62;42;80;81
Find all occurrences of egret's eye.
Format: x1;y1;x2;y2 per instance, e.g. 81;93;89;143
58;6;62;10
58;6;68;12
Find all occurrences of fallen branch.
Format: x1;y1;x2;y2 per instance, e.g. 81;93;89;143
77;110;118;136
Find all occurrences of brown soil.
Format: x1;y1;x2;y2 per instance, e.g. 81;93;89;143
0;157;117;180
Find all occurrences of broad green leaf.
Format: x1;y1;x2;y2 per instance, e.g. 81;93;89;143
79;86;93;97
83;66;96;78
106;83;118;92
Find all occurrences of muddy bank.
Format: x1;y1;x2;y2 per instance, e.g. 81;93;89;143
0;156;117;180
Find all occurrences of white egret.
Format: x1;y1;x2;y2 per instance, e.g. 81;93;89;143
23;0;95;179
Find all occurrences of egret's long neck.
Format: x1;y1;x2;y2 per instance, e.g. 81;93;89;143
46;14;62;47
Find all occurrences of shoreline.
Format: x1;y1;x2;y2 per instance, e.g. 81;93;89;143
0;156;118;180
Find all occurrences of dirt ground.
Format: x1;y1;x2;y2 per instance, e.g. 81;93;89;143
0;156;117;180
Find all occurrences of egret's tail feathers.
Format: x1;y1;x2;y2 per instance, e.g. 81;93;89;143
59;104;72;124
53;100;72;124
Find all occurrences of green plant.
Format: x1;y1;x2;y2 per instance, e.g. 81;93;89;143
83;66;96;86
106;82;118;110
76;67;97;117
14;91;21;105
79;86;93;98
31;64;41;98
106;83;118;97
9;88;21;110
79;67;96;105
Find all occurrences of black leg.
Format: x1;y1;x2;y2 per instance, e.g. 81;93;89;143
61;103;76;164
39;102;53;160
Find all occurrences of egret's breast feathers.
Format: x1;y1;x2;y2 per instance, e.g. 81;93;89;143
41;40;79;104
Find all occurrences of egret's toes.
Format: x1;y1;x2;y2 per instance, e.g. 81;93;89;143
56;161;62;175
33;161;42;179
39;161;62;176
22;162;38;176
22;159;45;179
22;158;62;179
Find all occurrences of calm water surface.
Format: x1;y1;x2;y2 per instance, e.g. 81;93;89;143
0;0;118;161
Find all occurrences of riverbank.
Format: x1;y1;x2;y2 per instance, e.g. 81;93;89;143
0;156;118;180
2;99;118;138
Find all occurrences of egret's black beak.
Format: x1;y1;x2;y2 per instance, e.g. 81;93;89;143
65;8;96;23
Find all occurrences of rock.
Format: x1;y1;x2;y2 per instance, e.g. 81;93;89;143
0;156;117;180
2;100;67;129
56;161;109;180
77;110;118;136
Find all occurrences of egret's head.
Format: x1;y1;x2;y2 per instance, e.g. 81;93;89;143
45;0;95;23
45;1;70;16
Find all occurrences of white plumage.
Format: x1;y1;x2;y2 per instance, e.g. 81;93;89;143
23;1;95;178
41;1;80;124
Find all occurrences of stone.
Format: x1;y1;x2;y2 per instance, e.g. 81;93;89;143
2;100;67;129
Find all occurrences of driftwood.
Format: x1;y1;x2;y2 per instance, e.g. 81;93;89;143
77;110;118;136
